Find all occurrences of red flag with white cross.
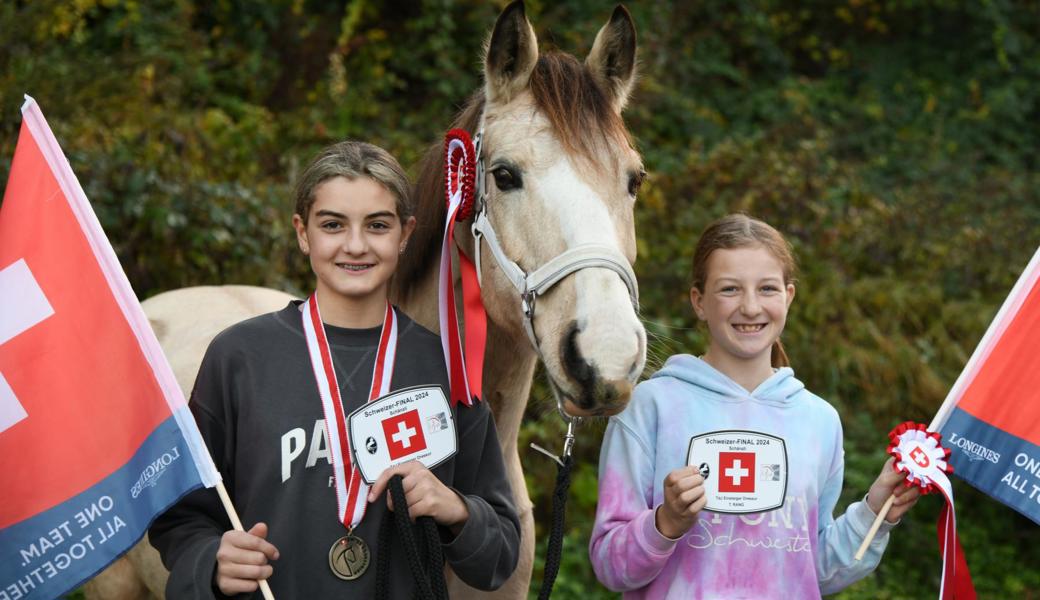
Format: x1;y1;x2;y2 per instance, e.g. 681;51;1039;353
0;97;220;599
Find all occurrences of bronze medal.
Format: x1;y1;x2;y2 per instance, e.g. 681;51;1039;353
328;534;370;580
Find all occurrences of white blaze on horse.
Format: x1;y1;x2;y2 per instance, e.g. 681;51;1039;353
83;2;644;599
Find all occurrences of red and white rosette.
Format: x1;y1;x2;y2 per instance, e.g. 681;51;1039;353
888;422;951;494
888;422;976;600
438;128;486;407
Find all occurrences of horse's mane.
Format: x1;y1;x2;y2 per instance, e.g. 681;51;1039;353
395;51;632;300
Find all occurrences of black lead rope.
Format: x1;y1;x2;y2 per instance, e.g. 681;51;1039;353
537;454;574;600
374;475;448;600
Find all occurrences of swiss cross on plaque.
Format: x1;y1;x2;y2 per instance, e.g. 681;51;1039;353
687;430;788;514
348;386;457;484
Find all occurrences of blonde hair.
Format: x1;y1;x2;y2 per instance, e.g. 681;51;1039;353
690;214;797;367
293;141;412;225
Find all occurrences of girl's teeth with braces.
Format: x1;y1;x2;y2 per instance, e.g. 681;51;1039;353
340;264;371;271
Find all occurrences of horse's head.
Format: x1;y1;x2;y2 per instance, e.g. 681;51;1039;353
467;2;647;417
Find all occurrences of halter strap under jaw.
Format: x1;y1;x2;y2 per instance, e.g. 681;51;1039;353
468;118;640;437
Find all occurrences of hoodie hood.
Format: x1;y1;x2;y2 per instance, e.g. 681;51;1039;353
650;354;805;406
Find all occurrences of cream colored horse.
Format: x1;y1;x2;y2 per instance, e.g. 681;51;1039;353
84;2;644;598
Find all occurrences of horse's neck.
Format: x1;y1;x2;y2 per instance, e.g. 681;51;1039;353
395;265;441;332
482;319;538;444
395;253;538;441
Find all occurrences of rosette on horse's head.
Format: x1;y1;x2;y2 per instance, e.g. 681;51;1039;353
439;128;483;407
444;130;476;222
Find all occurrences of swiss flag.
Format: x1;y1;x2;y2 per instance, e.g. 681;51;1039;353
0;101;177;527
382;409;427;460
0;97;220;600
718;452;756;493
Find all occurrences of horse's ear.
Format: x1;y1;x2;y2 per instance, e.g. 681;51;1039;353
586;5;638;113
484;0;539;105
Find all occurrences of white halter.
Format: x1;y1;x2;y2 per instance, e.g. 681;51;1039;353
467;119;640;438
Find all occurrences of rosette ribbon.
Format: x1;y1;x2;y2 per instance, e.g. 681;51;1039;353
888;422;975;600
438;129;486;407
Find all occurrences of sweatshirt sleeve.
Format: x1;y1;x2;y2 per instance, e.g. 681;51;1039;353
589;413;677;592
440;401;521;591
815;421;895;594
148;343;236;600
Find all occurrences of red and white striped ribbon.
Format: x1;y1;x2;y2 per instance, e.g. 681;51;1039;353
301;293;397;529
438;129;485;407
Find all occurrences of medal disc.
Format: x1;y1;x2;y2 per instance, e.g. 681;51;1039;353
328;534;370;580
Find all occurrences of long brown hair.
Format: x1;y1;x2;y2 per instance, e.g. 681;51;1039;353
690;214;797;368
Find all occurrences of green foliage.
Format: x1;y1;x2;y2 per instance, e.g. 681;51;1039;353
3;1;1039;598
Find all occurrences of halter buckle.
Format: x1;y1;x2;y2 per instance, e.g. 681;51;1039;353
521;290;536;319
562;419;577;458
529;416;579;467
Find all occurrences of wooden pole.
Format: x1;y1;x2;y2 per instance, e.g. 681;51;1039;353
853;495;896;560
216;482;276;600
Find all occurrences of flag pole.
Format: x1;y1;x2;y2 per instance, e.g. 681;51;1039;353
856;244;1040;560
215;482;277;600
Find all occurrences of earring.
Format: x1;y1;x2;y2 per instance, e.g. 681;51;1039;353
399;243;407;254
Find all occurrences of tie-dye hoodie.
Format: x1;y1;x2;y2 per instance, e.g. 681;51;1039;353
590;355;894;599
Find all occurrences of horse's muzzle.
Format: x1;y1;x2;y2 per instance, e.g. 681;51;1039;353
558;320;642;414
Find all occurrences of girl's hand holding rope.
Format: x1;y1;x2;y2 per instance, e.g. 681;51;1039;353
368;460;470;535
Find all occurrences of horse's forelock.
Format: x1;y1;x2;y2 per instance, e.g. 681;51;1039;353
394;52;634;301
528;52;633;161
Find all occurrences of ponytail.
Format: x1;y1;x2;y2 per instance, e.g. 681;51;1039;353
771;339;790;368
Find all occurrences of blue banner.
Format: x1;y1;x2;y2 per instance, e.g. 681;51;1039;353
942;407;1040;526
0;415;203;600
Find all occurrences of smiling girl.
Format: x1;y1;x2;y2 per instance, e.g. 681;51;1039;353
149;141;519;598
589;214;919;599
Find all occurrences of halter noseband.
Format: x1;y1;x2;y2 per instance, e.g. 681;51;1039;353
468;127;640;438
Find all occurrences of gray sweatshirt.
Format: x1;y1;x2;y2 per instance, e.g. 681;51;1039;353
149;302;520;598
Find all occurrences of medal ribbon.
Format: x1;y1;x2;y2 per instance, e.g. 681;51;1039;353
302;293;397;529
888;422;976;600
439;129;485;406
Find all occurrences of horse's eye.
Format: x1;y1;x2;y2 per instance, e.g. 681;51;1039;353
628;170;646;196
492;166;522;191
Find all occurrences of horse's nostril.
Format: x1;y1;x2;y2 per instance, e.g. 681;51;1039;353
561;321;596;391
